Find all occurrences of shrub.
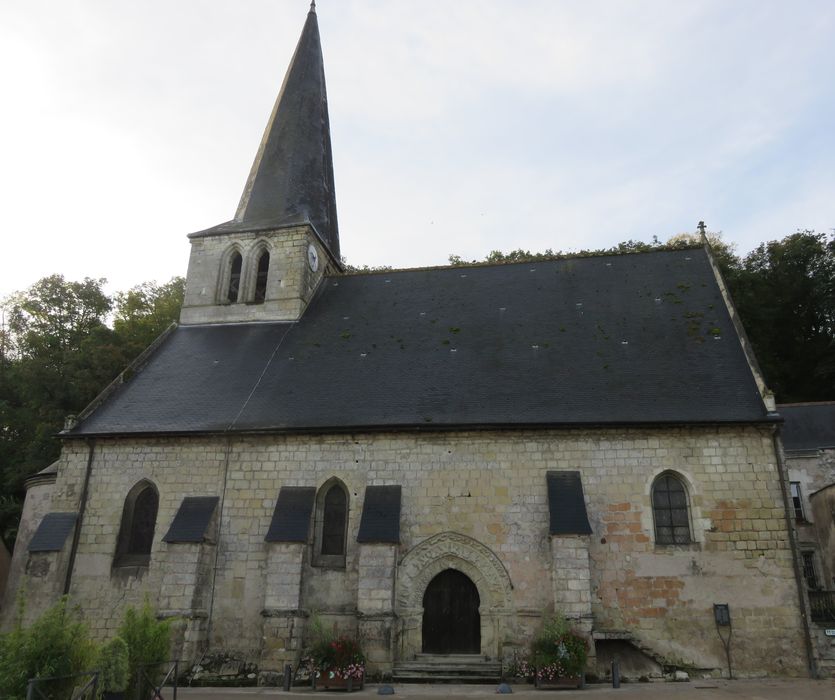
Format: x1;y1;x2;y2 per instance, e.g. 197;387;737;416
98;636;130;693
117;601;171;697
0;596;97;699
304;615;365;680
529;613;588;681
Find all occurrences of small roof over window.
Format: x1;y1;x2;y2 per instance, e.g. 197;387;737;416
357;485;401;543
28;512;77;552
547;471;592;535
163;496;219;543
265;487;316;542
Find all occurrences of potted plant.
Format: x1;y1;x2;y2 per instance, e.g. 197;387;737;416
306;620;365;692
504;649;534;684
529;614;588;689
98;636;130;700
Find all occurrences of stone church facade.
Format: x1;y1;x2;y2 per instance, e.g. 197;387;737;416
2;5;820;680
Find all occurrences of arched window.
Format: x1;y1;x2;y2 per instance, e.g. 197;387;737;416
227;252;242;303
651;472;691;545
254;250;270;303
321;485;347;555
114;480;159;567
314;479;348;566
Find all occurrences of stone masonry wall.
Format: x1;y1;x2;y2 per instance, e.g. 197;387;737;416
180;225;335;325
5;424;808;677
1;476;55;626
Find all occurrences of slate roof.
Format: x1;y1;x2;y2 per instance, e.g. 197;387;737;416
546;472;592;536
28;512;77;552
193;6;340;261
162;497;219;543
69;248;770;436
357;486;401;543
779;402;835;451
265;487;316;542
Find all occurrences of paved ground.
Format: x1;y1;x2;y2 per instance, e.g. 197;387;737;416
175;679;834;700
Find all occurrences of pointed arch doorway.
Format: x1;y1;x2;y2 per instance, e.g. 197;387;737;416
421;569;481;654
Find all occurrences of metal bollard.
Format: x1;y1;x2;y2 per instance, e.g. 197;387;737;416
284;664;292;691
612;659;620;688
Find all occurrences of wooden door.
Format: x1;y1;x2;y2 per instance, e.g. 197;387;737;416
421;569;481;654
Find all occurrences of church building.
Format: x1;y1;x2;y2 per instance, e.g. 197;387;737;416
2;4;820;681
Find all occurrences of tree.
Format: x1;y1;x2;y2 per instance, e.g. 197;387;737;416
5;275;111;363
113;277;185;358
726;231;835;402
0;275;185;548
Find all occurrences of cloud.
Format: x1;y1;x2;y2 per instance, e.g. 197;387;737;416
1;0;833;298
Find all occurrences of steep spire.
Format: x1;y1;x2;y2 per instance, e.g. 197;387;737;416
232;4;340;258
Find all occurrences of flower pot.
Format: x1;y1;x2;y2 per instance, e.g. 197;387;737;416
534;673;584;690
102;692;126;700
314;669;365;691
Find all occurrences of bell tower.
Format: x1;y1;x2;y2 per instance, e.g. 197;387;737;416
180;2;341;325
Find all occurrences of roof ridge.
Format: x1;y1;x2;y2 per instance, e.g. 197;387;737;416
337;245;704;278
778;401;835;407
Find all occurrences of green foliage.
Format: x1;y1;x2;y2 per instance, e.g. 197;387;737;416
0;596;97;699
723;231;835;402
112;278;184;358
117;601;171;698
529;613;588;679
341;260;393;273
97;636;130;693
305;615;365;679
0;275;184;548
6;275;112;360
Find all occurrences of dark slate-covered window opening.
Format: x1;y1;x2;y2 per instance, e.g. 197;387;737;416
115;481;159;567
321;484;347;555
790;482;805;521
801;551;820;589
266;487;315;542
652;472;691;545
163;496;219;543
357;485;401;543
227;252;242;303
28;512;78;553
254;251;270;303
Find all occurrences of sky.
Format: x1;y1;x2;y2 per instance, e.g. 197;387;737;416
1;0;833;301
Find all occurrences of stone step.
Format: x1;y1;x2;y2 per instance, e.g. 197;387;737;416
414;653;491;662
391;673;501;684
394;664;501;674
393;655;502;683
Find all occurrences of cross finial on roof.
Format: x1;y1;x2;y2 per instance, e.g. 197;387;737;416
697;220;707;243
310;0;316;12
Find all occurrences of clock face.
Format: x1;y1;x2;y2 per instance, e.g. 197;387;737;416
307;244;319;272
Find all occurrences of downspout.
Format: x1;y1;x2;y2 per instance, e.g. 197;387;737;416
63;437;96;596
202;436;233;654
772;426;818;678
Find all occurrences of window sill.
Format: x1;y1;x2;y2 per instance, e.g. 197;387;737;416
653;542;701;553
113;554;151;568
311;554;346;570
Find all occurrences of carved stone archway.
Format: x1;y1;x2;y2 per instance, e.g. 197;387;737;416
395;532;514;661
